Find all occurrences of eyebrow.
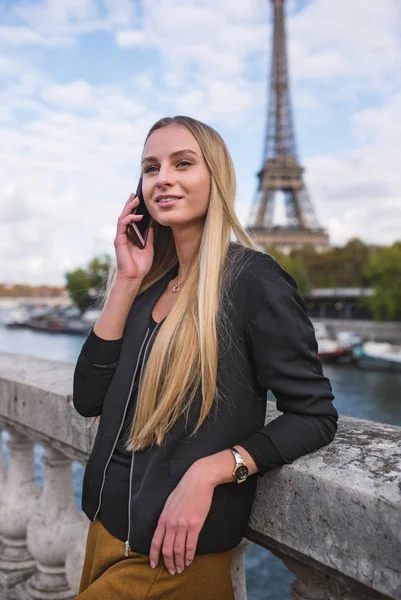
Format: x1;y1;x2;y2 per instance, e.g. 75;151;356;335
141;149;199;165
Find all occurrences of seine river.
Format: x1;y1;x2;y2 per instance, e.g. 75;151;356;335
1;324;400;600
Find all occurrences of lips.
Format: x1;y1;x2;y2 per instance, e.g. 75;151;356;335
156;197;181;207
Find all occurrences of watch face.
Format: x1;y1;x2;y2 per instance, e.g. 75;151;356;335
236;465;248;481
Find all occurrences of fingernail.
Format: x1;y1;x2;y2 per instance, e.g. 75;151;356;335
185;560;191;567
150;561;156;569
169;569;175;576
177;567;183;574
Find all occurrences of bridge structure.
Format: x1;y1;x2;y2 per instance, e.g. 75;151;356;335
0;353;399;599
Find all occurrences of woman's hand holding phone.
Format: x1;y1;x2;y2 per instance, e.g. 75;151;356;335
114;193;154;283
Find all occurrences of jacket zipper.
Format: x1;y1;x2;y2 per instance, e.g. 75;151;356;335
125;321;162;556
93;327;150;523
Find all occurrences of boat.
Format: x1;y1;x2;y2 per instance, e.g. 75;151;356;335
353;342;401;373
317;338;353;363
64;317;91;335
313;321;356;364
3;307;30;327
26;315;66;333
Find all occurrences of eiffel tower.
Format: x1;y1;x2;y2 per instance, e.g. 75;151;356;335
246;0;329;252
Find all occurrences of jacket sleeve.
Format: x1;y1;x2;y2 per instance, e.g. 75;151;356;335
237;264;338;476
72;328;123;417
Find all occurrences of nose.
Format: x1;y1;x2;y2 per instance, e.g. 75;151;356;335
155;165;175;189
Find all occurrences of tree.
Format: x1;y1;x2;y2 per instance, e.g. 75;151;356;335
362;244;401;320
264;248;311;296
65;269;93;311
65;254;113;311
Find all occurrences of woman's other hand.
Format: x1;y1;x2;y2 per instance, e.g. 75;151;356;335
114;193;155;282
149;464;214;576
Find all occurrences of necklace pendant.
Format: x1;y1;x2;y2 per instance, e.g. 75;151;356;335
172;285;179;292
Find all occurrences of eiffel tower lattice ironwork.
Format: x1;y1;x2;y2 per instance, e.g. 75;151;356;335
246;0;329;252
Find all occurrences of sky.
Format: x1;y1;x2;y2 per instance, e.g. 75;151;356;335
1;0;401;286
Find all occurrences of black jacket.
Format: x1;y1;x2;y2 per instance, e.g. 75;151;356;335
73;245;338;555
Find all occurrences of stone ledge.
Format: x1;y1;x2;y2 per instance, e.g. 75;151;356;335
0;352;400;598
247;409;401;599
0;353;95;459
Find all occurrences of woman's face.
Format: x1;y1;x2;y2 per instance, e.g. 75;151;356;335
141;124;211;229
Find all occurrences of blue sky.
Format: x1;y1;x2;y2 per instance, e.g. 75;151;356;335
1;0;401;285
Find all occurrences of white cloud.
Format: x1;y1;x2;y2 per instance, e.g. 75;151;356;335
12;0;100;33
115;0;269;90
3;0;137;47
116;29;147;47
0;25;72;47
304;92;401;246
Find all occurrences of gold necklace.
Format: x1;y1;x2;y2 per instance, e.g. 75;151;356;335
172;273;184;292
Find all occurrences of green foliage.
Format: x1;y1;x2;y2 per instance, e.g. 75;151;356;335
362;244;401;321
65;254;113;311
265;248;311;296
267;238;374;289
265;238;401;321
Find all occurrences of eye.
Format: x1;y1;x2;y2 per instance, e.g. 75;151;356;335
143;160;192;173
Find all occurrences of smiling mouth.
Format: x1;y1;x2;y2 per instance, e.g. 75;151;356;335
156;197;181;206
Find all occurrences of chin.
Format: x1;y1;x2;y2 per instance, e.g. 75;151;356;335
156;216;188;227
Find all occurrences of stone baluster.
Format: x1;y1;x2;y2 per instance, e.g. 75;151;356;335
271;549;379;600
17;443;87;600
0;429;5;494
231;538;251;600
0;428;40;590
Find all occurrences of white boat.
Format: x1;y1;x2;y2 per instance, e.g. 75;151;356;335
3;306;31;327
353;342;401;372
313;321;355;363
317;337;353;363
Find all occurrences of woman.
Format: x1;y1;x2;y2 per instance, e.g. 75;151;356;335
73;115;338;599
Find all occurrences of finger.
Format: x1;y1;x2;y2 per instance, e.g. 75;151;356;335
125;193;136;206
185;525;199;567
116;214;143;235
162;527;177;575
173;526;187;574
149;522;166;569
120;195;139;218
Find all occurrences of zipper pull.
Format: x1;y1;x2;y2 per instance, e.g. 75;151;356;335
125;540;130;557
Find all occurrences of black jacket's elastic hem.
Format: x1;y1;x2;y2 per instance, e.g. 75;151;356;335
237;431;285;476
82;328;123;366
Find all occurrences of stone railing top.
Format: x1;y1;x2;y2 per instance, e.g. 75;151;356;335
0;351;400;598
0;351;94;462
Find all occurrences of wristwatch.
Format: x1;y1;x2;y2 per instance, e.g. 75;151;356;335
230;447;249;484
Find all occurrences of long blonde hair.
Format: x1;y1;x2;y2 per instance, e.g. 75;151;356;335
92;116;260;451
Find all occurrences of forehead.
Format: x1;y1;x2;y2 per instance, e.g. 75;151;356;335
142;125;201;158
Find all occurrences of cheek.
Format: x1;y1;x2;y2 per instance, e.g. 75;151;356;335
190;171;210;206
141;179;150;200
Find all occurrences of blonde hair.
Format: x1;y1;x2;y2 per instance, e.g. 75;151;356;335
91;116;260;451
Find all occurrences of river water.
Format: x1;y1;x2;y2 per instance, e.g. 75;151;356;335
0;324;400;600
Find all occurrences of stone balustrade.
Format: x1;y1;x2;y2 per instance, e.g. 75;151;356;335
0;351;400;600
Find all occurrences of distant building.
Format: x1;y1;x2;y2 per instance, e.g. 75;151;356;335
306;288;374;320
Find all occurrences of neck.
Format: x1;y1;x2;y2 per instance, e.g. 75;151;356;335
171;222;203;284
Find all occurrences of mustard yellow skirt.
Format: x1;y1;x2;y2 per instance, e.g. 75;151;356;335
76;518;235;600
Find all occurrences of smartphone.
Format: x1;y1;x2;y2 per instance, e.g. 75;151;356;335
127;177;153;249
